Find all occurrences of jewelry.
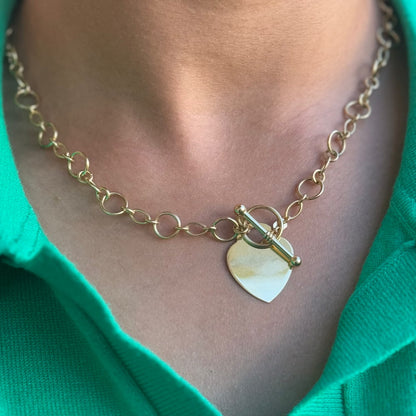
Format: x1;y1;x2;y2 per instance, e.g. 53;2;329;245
4;1;399;303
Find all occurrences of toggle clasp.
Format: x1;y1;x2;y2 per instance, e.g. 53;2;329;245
235;204;301;269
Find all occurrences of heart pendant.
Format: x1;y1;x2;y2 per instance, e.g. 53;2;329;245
226;235;294;303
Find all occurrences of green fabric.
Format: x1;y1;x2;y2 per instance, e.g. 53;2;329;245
1;0;415;414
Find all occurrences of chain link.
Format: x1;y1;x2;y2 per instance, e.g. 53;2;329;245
4;1;399;239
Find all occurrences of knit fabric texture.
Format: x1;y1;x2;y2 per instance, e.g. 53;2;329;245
1;0;415;414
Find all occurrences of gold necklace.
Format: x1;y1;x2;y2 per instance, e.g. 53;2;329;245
5;1;399;303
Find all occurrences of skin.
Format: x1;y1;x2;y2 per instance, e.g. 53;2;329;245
3;1;408;415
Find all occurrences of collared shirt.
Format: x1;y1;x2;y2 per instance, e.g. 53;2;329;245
1;0;415;414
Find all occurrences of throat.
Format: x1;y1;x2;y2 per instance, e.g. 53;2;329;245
11;0;378;148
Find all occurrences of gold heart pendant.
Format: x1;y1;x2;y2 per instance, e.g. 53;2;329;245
226;234;294;303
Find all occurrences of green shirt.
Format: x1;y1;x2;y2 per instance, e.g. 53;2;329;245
1;1;415;414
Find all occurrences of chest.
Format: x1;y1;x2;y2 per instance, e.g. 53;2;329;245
3;167;401;416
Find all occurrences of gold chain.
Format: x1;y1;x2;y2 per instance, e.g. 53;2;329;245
4;1;399;243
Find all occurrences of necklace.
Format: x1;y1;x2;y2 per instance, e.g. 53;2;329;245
5;1;399;303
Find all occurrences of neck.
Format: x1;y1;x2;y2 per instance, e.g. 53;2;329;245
7;0;401;228
13;0;378;142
